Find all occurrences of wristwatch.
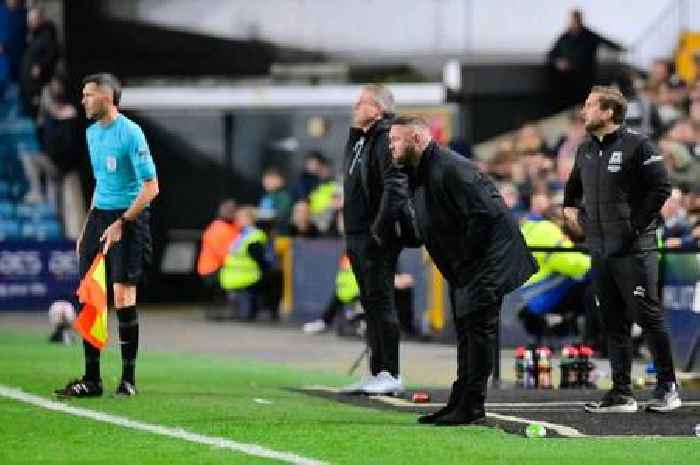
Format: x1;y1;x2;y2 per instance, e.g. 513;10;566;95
120;215;130;224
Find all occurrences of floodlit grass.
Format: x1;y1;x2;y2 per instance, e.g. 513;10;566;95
0;330;696;465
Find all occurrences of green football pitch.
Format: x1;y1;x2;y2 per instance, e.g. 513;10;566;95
0;329;696;465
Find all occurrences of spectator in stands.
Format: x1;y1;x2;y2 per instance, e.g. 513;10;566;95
0;0;27;87
622;76;662;139
292;150;322;201
197;199;240;285
308;156;340;233
38;72;80;175
218;206;278;321
303;254;420;339
257;166;292;232
497;181;526;222
18;117;58;204
516;192;594;347
514;122;551;157
302;253;360;334
321;191;345;237
547;9;625;110
288;200;320;238
19;5;58;118
654;82;684;131
647;58;685;93
554;109;586;162
659;139;700;193
661;188;693;249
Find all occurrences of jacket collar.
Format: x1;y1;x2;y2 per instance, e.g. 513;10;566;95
414;140;439;182
366;113;395;135
588;124;625;147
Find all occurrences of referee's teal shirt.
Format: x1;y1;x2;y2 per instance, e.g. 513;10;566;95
86;114;157;210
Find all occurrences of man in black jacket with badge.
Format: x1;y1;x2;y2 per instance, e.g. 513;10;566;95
340;84;407;395
564;85;681;413
389;116;537;426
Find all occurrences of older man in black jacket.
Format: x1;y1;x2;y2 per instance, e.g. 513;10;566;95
388;116;537;426
341;84;408;395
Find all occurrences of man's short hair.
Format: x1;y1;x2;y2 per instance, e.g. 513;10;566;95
363;84;396;115
82;72;122;106
392;115;429;130
591;85;627;124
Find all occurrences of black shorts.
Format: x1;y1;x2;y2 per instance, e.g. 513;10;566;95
79;208;152;285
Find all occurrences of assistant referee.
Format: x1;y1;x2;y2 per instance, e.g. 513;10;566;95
55;73;158;398
564;85;681;413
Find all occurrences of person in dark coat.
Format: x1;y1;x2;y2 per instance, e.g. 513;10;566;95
548;9;625;110
19;6;59;118
388;116;537;426
340;84;409;395
563;86;681;413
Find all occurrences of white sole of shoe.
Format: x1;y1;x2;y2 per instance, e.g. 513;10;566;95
363;389;404;396
584;402;638;413
646;398;682;413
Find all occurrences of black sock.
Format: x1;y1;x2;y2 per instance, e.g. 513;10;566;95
117;305;139;384
83;339;101;382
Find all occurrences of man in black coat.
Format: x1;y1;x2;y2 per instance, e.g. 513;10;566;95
548;9;625;110
389;116;537;425
564;85;681;413
340;84;408;395
20;6;59;118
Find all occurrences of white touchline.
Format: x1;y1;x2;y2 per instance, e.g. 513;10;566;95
370;394;588;438
0;385;329;465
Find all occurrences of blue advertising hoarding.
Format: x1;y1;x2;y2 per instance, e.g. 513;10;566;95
0;240;79;310
662;252;700;369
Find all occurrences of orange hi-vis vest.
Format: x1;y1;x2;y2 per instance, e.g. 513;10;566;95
197;219;240;276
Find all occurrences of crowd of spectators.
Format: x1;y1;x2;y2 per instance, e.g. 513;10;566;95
1;1;79;241
482;58;700;252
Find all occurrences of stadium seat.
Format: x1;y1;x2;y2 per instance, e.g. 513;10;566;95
15;202;58;221
0;181;12;200
0;219;21;241
21;219;63;241
0;201;14;219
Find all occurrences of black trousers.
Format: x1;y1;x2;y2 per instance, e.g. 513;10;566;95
592;252;676;392
346;234;401;376
450;286;501;398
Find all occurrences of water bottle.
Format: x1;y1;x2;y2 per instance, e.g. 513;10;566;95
515;346;526;388
577;345;595;388
560;345;578;389
536;347;553;389
523;349;536;389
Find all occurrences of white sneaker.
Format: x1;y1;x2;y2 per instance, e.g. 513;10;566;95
339;374;376;394
303;320;327;334
362;371;404;396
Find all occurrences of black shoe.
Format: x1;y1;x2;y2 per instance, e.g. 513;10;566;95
646;382;681;413
115;380;137;397
418;405;453;424
434;390;486;427
418;380;466;424
54;377;103;398
434;408;486;426
584;389;637;413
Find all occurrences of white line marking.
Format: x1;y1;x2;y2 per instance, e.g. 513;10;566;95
485;411;588;437
370;395;587;437
0;385;328;465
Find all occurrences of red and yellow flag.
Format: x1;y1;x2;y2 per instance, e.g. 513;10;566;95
73;253;108;350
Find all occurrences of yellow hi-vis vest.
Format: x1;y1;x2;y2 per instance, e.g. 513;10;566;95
520;219;591;286
335;255;359;303
219;228;267;290
309;180;339;216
